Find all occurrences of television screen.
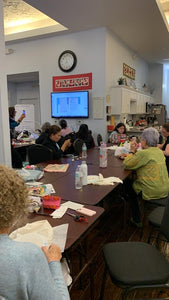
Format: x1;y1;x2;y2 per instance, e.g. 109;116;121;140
51;91;89;118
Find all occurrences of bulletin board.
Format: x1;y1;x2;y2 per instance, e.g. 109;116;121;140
15;104;35;132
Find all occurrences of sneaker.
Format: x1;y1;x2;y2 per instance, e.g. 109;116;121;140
130;217;143;228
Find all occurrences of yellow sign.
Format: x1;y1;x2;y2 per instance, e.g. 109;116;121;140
123;63;135;80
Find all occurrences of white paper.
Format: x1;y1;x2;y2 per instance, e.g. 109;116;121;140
51;223;69;252
93;97;104;119
50;206;68;218
61;201;84;210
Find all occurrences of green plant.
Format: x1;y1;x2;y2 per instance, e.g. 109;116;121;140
118;77;124;85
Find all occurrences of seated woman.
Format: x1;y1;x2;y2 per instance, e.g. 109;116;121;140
158;122;169;173
75;124;95;149
59;119;72;137
0;164;70;300
109;122;127;143
42;125;71;159
123;127;169;227
36;122;51;144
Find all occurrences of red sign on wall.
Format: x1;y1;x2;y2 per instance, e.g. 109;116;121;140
53;73;92;91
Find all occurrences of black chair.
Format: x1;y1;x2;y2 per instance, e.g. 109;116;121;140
140;196;168;237
97;134;103;146
147;206;165;244
73;138;84;155
99;197;169;300
28;144;53;164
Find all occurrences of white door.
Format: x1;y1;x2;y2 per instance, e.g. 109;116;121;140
18;98;41;129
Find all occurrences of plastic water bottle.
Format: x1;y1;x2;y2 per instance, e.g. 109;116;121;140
75;165;83;189
99;142;107;168
80;161;88;185
82;143;87;159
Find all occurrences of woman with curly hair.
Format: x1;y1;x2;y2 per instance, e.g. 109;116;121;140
0;164;70;300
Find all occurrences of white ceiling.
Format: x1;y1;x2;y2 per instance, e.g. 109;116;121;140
4;0;169;65
22;0;169;64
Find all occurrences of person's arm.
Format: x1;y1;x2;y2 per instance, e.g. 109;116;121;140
28;244;70;300
157;143;164;150
163;143;169;156
123;149;149;170
61;139;71;152
17;113;25;125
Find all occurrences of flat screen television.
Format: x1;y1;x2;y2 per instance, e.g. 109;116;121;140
51;91;89;118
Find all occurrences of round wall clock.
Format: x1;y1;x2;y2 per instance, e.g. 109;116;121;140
58;50;77;72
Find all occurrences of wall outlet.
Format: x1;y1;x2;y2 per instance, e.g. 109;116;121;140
54;119;58;124
77;119;82;125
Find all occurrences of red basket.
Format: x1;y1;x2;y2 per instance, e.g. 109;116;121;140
42;195;61;210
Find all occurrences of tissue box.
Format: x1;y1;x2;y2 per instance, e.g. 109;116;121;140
42;195;61;209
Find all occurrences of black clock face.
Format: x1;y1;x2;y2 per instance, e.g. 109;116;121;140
58;50;77;72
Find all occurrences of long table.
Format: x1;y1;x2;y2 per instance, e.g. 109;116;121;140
38;147;131;205
13;204;104;251
17;146;131;298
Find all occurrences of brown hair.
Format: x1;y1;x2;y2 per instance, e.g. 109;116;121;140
9;106;15;118
162;122;169;132
48;125;61;136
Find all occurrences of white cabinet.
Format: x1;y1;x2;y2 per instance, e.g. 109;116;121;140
110;86;153;115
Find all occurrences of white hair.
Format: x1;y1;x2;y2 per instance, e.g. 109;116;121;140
141;127;159;147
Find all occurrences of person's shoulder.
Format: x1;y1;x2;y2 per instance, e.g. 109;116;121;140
13;240;45;261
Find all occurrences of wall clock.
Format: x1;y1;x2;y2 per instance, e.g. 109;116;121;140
58;50;77;72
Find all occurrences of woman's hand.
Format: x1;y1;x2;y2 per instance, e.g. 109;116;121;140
130;140;137;153
41;244;62;262
61;139;71;152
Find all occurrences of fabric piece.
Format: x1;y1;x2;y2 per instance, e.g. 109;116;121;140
87;173;123;185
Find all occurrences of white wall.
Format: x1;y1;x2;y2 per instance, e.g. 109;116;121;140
149;63;163;104
105;29;149;94
5;28;106;141
163;64;169;119
5;27;157;144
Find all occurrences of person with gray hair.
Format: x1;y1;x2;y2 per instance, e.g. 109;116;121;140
141;127;159;147
123;127;169;227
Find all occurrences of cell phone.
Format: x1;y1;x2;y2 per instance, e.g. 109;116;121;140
23;110;25;114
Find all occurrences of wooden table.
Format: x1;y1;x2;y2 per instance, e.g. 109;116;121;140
38;148;131;205
13;205;104;251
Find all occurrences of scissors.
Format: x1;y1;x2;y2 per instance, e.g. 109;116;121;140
66;212;88;223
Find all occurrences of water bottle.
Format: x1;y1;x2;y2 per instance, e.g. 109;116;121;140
99;142;107;168
82;143;87;159
80;161;88;185
75;165;83;189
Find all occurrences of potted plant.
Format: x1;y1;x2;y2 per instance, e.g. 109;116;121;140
118;77;124;85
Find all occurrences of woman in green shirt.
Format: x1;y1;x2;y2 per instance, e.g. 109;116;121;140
123;127;169;227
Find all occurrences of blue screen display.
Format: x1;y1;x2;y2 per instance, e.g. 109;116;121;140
51;91;89;118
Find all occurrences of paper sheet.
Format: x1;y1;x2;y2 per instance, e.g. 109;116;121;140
61;201;84;210
50;206;68;218
51;224;69;252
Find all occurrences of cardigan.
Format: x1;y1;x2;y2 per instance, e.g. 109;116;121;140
0;234;70;300
123;147;169;200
